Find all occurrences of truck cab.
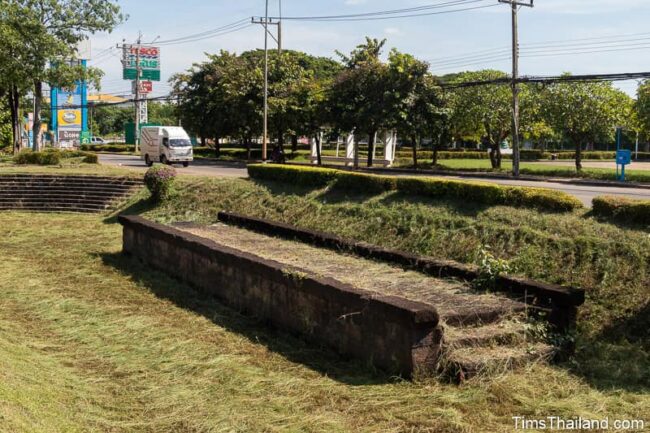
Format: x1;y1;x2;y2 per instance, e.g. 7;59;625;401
141;126;194;167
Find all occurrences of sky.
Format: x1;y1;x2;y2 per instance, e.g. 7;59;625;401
88;0;650;98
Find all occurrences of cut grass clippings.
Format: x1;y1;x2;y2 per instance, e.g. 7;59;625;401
0;211;648;432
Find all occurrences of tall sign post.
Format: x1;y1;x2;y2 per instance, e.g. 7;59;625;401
499;0;533;177
119;37;160;149
50;41;91;148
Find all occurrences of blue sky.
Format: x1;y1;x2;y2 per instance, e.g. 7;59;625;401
89;0;650;97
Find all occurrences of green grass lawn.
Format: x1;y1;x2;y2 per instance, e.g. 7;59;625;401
0;160;138;177
407;159;650;183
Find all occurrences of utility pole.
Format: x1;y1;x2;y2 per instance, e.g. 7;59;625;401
134;31;142;154
499;0;533;177
252;2;281;162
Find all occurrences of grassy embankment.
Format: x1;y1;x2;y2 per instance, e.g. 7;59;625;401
0;170;648;432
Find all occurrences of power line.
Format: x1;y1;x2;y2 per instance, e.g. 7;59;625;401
272;0;497;22
439;72;650;89
156;19;252;45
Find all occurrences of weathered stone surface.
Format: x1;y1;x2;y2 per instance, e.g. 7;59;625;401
118;215;442;377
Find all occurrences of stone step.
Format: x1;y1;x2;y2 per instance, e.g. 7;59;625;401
441;303;527;327
0;174;141;183
0;190;131;198
0;175;140;214
443;342;556;380
0;205;104;213
443;321;527;348
0;197;116;207
0;182;140;191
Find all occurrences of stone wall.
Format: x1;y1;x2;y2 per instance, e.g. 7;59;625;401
118;215;442;377
217;211;585;330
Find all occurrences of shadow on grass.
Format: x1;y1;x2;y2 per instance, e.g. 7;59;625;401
568;302;650;392
100;251;396;386
248;178;324;198
582;210;650;232
379;191;491;218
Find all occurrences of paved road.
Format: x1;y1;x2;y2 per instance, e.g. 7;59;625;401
99;153;246;178
99;154;650;206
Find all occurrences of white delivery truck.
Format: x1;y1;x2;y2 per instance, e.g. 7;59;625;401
140;126;194;167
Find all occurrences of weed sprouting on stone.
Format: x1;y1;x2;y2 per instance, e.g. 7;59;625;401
472;245;511;292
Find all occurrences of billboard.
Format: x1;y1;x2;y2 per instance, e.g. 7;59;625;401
57;84;82;129
132;80;153;94
58;129;80;148
122;45;160;81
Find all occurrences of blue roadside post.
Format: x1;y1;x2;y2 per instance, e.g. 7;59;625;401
615;127;632;181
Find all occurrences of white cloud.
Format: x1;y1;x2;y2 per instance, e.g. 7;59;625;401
384;27;401;36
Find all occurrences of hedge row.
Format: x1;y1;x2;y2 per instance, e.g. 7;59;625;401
13;149;98;165
247;164;583;212
592;196;650;225
81;144;135;152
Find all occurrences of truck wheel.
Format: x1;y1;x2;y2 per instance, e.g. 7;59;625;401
161;155;168;165
145;154;153;167
183;162;189;167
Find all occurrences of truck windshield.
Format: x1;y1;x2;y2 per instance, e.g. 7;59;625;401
169;139;191;148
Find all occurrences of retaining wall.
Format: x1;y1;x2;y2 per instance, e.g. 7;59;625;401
118;215;443;377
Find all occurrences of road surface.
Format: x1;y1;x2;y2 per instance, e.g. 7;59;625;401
99;153;246;178
99;154;650;206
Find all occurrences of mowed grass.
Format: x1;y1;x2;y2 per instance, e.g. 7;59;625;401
420;159;650;183
0;160;137;177
0;208;647;432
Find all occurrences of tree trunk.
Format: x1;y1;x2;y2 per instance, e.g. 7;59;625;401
200;136;206;147
291;134;298;153
315;133;322;166
214;136;220;158
575;140;583;172
9;85;21;154
277;130;285;153
367;130;376;167
432;142;439;167
353;135;359;169
246;136;252;160
411;135;418;168
33;80;43;151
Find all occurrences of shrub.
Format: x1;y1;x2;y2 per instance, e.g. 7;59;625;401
333;171;397;193
81;153;99;164
592;196;650;225
144;164;177;202
247;164;338;187
14;150;61;165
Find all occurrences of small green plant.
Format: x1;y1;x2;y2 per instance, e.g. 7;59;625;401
144;164;177;202
472;245;511;291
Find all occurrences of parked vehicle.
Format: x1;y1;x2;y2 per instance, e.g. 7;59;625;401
90;136;106;145
140;126;193;167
